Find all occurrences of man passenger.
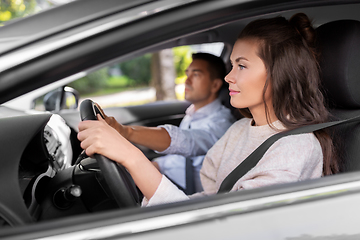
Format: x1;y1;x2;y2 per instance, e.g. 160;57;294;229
100;52;235;193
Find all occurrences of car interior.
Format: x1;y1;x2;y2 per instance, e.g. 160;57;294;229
1;1;360;235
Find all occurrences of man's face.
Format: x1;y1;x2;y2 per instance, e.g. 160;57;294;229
184;59;215;108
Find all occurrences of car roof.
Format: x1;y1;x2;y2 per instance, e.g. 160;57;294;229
0;0;157;54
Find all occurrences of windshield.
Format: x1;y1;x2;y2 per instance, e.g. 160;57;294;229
0;0;76;26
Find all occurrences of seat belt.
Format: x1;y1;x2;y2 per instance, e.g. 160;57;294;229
217;114;360;194
185;124;195;195
185;157;195;195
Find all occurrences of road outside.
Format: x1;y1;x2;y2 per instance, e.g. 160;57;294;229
80;84;185;108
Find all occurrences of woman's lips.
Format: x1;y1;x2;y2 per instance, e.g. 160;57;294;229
229;88;240;96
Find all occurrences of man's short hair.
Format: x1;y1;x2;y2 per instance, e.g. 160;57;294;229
191;52;226;81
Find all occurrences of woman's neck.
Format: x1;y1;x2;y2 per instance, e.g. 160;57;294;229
250;105;278;126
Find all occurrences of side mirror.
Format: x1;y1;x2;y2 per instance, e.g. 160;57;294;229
44;87;79;111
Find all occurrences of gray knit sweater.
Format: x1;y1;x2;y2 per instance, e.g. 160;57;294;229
143;118;323;206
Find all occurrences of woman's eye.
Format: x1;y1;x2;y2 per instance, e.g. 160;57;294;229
239;65;245;70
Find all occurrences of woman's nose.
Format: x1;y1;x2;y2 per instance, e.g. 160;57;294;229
225;69;235;84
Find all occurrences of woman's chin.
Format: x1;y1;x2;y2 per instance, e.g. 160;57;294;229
230;99;244;109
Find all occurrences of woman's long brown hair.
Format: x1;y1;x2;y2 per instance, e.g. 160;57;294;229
237;13;338;175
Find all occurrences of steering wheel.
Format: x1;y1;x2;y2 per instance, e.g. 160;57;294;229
80;99;139;208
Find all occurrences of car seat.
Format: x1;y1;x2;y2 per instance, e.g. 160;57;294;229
316;19;360;172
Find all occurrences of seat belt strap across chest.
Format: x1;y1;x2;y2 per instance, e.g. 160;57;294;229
217;115;360;194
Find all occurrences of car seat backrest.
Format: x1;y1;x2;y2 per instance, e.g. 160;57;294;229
316;19;360;172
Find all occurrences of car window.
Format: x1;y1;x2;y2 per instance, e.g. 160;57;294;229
33;42;224;111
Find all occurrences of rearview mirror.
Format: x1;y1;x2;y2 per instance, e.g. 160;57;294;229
44;87;79;111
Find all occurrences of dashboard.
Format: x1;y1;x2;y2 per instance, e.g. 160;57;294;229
15;114;74;221
0;100;188;225
43;114;73;171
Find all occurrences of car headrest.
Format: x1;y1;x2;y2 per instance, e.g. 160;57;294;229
316;20;360;109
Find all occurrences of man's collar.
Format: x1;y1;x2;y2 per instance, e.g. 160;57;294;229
185;98;222;118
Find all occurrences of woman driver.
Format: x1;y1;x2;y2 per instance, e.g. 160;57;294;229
78;13;338;206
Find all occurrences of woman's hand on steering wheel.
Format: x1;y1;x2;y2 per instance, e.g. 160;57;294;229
78;116;142;167
78;99;163;203
93;103;130;139
78;99;142;207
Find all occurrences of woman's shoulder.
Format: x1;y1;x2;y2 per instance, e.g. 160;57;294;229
283;132;319;143
230;117;252;128
276;132;322;154
223;117;251;134
215;117;252;141
261;132;323;172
